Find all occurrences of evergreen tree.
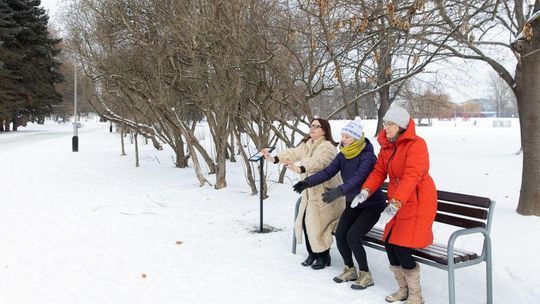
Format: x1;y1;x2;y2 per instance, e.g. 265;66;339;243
0;0;62;130
0;0;24;128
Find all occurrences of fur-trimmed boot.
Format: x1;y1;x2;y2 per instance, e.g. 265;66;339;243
385;265;408;302
402;264;424;304
333;265;358;283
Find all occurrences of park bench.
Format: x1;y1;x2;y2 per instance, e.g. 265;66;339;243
292;185;495;304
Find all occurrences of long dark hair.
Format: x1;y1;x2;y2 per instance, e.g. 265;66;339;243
301;118;338;146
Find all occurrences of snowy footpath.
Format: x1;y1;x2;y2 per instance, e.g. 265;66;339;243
0;118;538;304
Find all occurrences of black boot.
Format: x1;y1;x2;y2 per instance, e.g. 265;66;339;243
301;254;316;266
311;251;331;270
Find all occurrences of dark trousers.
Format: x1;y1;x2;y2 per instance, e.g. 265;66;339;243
384;230;416;270
334;203;385;271
302;212;329;257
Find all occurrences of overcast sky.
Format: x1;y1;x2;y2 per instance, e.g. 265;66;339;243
41;0;61;21
38;0;516;104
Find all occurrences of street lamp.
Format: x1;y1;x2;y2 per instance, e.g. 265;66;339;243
72;63;78;152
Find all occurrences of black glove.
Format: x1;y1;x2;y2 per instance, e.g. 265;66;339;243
293;181;309;194
321;187;343;203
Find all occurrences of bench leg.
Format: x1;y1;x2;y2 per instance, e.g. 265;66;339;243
292;230;297;254
292;197;301;254
486;240;493;304
448;263;456;304
486;259;493;304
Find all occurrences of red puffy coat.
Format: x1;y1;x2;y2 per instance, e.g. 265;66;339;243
362;119;437;248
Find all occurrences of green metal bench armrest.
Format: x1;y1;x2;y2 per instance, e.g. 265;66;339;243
447;227;491;266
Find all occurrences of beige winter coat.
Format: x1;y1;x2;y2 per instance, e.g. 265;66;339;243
278;137;345;253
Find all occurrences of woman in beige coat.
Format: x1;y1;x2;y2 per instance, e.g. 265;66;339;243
262;118;345;270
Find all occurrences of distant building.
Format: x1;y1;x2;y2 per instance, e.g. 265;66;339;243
455;99;495;118
455;98;517;118
479;111;497;117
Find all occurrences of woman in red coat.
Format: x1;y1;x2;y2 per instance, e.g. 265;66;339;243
358;106;437;304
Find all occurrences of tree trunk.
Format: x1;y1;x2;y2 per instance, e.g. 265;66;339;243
377;86;391;136
214;140;228;189
190;135;216;174
233;128;257;195
514;11;540;216
134;133;139;167
186;139;212;187
228;132;236;163
120;128;127;156
149;136;162;150
278;166;287;184
375;33;393;136
172;142;188;168
12;114;18;131
178;121;211;186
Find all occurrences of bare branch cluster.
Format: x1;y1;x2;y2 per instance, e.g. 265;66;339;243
60;0;540;213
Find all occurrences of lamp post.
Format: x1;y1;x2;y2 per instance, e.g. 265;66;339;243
72;63;78;152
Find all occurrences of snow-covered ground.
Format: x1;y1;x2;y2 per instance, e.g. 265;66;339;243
0;117;537;304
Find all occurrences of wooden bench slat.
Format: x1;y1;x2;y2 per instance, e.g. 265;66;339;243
414;249;456;265
435;213;486;229
437;191;492;208
365;230;465;263
426;244;478;261
364;233;463;264
418;246;477;263
365;229;478;265
437;202;488;220
381;183;492;209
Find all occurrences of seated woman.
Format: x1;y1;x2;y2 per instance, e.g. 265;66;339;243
359;106;437;303
293;118;386;290
262;118;344;270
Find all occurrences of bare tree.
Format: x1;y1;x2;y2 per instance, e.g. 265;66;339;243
489;71;517;117
299;0;464;136
62;0;308;191
399;80;454;124
59;0;539;209
433;0;540;215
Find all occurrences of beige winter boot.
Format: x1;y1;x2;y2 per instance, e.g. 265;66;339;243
350;270;374;290
333;265;358;283
385;265;408;302
402;264;424;304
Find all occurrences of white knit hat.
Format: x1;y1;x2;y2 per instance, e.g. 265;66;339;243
383;106;410;129
341;117;364;139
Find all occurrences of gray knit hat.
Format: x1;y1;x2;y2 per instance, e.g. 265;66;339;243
341;117;364;139
383;106;410;129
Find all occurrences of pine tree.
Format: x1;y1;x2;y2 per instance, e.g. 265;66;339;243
0;0;62;130
0;0;25;129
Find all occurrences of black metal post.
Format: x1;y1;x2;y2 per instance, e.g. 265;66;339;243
259;158;264;232
72;136;78;152
72;62;78;152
